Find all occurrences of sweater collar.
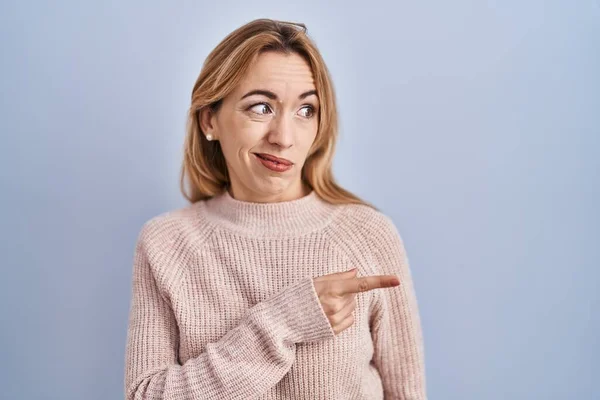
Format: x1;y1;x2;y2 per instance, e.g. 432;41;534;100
203;188;337;237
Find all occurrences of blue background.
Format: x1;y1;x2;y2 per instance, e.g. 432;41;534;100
1;1;597;399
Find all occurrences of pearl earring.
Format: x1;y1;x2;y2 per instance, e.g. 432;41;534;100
206;134;213;141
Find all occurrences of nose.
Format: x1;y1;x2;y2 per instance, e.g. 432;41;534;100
267;112;294;149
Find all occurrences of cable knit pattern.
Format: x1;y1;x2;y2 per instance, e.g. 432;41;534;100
124;189;427;399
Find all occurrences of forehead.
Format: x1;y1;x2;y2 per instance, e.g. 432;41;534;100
237;51;316;94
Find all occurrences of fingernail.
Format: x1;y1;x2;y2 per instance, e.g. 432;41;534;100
391;278;400;286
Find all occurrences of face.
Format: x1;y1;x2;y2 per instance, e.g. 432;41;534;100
200;51;320;202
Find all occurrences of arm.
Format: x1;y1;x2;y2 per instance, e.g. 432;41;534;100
124;228;335;400
370;215;427;400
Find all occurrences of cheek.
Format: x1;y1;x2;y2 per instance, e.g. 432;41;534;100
298;122;318;150
220;119;266;160
236;121;266;150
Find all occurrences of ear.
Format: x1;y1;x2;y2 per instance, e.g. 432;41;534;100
199;107;218;140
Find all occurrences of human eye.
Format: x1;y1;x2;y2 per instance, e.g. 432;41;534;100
247;102;273;116
298;104;317;118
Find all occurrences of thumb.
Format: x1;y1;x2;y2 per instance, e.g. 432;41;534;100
320;268;358;281
339;267;359;278
340;267;358;277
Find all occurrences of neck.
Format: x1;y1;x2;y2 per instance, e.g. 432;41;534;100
226;183;311;203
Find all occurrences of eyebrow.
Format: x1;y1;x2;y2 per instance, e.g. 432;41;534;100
240;89;318;101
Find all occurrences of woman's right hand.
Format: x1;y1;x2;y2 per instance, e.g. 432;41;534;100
312;268;401;335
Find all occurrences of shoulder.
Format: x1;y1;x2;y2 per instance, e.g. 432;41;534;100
330;203;410;277
329;202;405;252
134;201;215;271
329;204;405;272
131;201;217;293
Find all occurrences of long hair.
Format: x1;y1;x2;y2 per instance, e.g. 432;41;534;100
180;18;376;210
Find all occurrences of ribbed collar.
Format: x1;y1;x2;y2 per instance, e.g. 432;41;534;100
203;188;338;238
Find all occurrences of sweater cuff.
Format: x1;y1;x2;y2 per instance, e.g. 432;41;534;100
251;276;336;344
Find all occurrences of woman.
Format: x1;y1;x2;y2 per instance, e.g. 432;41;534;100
124;18;427;400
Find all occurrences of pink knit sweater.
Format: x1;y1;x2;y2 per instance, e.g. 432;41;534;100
124;189;427;399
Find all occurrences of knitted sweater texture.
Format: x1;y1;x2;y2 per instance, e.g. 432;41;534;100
124;189;427;399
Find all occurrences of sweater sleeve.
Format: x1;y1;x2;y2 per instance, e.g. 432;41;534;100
123;229;336;400
370;215;427;400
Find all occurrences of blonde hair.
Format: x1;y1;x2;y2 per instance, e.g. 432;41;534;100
180;18;376;210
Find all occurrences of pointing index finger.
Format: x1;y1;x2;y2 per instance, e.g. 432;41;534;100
337;275;400;295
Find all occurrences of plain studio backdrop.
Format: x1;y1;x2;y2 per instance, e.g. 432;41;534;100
0;1;598;399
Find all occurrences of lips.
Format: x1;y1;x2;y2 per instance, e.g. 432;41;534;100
254;153;293;166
